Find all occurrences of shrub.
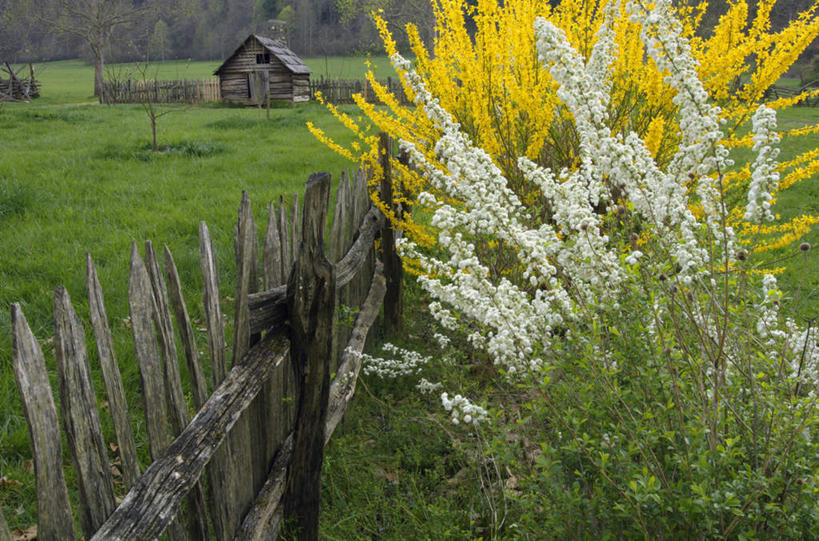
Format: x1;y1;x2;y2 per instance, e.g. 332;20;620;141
325;0;819;537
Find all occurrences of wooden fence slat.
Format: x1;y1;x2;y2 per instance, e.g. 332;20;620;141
11;304;76;541
290;194;300;266
199;222;227;385
163;245;209;409
277;197;290;281
198;222;234;541
87;254;141;490
234;191;268;503
127;243;188;541
90;332;291;541
329;172;348;264
379;134;403;332
145;241;210;541
284;172;335;541
263;201;282;289
163;246;214;541
144;241;188;436
53;287;117;537
128;242;171;459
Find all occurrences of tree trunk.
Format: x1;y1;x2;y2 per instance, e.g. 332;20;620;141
95;51;105;103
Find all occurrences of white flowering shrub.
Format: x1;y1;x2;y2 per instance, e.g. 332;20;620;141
382;0;819;536
359;342;432;378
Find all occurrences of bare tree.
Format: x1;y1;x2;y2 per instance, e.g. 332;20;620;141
49;0;145;102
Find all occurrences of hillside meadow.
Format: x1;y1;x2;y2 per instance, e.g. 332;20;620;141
0;58;817;537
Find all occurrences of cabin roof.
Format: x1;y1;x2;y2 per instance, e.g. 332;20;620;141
215;35;312;75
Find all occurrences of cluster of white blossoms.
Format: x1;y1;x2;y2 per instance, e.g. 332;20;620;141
359;343;432;378
441;393;489;426
379;0;817;420
745;105;781;223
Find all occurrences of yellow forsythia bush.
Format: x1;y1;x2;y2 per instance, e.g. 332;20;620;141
309;0;819;267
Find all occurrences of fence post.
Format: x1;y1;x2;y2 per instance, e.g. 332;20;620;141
379;133;403;332
284;172;335;541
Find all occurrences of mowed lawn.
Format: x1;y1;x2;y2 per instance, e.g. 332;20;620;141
0;58;818;534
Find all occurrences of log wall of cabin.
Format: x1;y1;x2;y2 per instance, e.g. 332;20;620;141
219;39;307;104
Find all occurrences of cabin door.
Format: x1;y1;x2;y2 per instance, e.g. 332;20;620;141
249;70;269;105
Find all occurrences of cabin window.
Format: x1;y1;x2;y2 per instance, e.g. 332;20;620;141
256;53;271;64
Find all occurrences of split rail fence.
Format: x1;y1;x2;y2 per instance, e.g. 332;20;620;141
7;153;405;540
102;78;221;104
0;63;39;101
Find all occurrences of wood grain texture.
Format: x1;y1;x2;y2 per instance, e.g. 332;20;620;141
277;196;290;281
87;254;141;490
53;286;117;537
128;242;171;460
263;201;282;289
163;245;209;410
334;205;384;288
11;304;75;541
379;133;403;332
198;222;233;541
90;332;291;541
199;222;228;385
284;172;335;541
233;435;293;541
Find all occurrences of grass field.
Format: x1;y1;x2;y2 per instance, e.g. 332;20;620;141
1;58;817;536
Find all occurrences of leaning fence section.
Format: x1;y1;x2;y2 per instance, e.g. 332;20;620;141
103;77;221;104
7;159;404;539
309;76;411;105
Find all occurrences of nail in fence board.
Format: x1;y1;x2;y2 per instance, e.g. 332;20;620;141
86;254;141;490
11;304;76;541
53;287;117;537
284;172;335;541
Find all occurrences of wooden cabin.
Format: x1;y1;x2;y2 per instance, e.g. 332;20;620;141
215;35;311;105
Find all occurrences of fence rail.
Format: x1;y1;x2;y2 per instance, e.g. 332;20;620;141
102;77;221;104
764;80;819;106
0;63;38;101
309;76;411;105
7;143;405;540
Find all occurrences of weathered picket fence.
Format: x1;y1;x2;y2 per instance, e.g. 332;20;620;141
102;77;221;104
7;158;404;540
309;76;411;106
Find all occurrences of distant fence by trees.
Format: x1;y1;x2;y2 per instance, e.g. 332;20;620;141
7;138;406;540
102;77;221;104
